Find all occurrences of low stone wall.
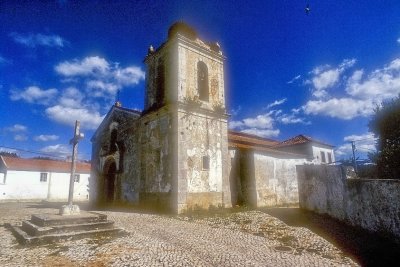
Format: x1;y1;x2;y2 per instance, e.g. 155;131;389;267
297;165;400;242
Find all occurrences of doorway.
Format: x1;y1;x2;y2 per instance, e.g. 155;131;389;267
104;161;116;203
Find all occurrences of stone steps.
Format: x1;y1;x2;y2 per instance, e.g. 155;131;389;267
8;211;125;245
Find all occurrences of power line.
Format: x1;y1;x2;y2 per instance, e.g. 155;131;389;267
348;137;378;143
356;146;377;152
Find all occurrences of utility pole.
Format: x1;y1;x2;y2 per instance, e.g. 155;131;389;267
351;141;358;174
61;120;84;215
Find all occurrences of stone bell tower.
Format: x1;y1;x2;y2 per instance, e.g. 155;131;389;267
143;22;231;213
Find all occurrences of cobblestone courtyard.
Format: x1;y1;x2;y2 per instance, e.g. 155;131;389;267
0;202;358;266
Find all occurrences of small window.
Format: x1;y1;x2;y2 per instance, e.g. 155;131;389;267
320;152;326;163
327;152;332;163
0;173;5;184
202;156;210;170
40;173;47;182
74;174;80;183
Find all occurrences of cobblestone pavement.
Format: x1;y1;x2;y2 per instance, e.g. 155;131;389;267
0;202;358;267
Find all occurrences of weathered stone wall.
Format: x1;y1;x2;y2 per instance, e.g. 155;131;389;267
92;28;230;214
297;165;400;242
177;37;225;110
177;109;230;212
90;107;141;205
91;107;176;211
229;150;306;207
137;109;175;211
254;154;305;206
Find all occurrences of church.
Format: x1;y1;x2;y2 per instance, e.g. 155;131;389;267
90;22;335;213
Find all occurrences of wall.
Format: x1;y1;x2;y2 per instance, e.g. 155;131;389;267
229;149;306;207
177;109;230;212
90;107;142;206
311;146;335;164
254;154;306;206
0;170;89;201
176;36;225;109
297;165;400;241
138;110;175;211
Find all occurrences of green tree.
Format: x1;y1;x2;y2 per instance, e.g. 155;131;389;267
368;95;400;179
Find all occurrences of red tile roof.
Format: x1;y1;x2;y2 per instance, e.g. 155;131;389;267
228;131;305;158
228;130;280;149
0;156;91;173
275;134;333;148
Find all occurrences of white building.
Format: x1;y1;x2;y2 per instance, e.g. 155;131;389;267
0;156;90;202
274;135;336;164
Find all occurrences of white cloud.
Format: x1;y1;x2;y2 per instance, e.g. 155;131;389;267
303;98;375;119
58;87;84;108
335;133;377;158
10;32;67;48
287;75;301;84
397;38;400;44
55;56;145;98
34;135;59;142
266;98;287;109
55;56;110;76
309;59;356;98
10;86;58;104
86;80;119;97
114;66;145;86
45;105;104;130
229;111;280;138
40;144;71;158
229;113;275;130
312;69;340;92
14;134;28;142
278;114;310;125
346;59;400;100
241;128;280;138
301;57;400;120
242;114;274;129
229;120;244;129
6;124;27;132
4;124;28;142
230;105;242;117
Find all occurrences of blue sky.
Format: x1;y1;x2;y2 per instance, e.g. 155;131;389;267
1;0;400;161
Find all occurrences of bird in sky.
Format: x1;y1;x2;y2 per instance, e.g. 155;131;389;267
305;3;311;14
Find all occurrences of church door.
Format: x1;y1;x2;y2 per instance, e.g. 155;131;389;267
104;161;116;203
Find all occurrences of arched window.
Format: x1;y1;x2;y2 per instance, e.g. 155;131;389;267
198;61;209;101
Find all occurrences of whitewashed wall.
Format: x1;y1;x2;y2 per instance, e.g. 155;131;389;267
312;146;335;164
0;170;89;201
254;154;307;206
298;165;400;243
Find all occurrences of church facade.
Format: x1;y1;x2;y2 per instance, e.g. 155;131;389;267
91;23;231;213
90;23;335;213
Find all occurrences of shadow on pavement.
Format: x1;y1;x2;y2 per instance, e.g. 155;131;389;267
261;207;400;267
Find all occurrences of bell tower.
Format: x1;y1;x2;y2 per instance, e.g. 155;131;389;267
143;22;231;213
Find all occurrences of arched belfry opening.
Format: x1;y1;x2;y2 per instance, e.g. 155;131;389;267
198;61;209;101
156;58;165;105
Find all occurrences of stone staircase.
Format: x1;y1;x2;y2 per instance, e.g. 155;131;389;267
8;211;125;245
